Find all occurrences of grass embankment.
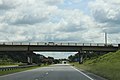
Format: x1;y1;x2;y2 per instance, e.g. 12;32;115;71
71;50;120;80
0;64;49;76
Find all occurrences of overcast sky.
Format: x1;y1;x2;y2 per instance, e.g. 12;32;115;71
0;0;120;58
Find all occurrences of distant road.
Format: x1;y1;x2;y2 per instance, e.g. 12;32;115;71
0;64;106;80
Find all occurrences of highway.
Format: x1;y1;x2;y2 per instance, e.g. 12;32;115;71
0;64;106;80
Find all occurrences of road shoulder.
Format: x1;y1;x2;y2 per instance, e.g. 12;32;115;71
72;65;107;80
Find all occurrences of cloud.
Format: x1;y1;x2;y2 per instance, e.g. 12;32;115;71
0;0;119;44
0;0;22;10
7;12;49;25
45;0;64;5
55;9;92;33
105;0;120;4
0;0;92;42
89;0;120;34
1;1;59;25
89;0;120;23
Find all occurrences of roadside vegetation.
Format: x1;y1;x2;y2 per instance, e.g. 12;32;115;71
70;50;120;80
0;58;21;66
0;52;60;76
0;52;44;66
0;52;60;66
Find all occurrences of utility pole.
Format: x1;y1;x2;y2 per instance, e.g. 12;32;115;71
105;32;107;45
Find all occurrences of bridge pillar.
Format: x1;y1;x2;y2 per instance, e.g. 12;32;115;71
119;44;120;49
27;51;33;65
78;51;83;64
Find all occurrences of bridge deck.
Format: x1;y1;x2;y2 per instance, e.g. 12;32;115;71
0;42;118;52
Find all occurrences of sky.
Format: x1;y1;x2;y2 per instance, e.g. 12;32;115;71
0;0;120;59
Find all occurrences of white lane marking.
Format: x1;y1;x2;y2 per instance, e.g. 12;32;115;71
71;66;94;80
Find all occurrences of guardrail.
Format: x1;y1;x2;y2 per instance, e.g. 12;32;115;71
0;64;38;71
0;42;118;47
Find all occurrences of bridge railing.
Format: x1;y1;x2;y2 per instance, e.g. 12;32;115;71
0;42;118;47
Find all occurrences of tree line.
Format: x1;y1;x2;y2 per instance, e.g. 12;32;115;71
0;51;60;65
68;51;108;62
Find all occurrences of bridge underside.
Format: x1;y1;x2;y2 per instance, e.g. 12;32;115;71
0;45;118;52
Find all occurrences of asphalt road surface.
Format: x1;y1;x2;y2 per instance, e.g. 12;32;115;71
0;64;106;80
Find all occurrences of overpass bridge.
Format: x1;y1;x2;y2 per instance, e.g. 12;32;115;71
0;42;119;64
0;42;119;52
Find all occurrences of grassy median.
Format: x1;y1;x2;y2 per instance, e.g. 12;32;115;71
0;64;49;76
71;50;120;80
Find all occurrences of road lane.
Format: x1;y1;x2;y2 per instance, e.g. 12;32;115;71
0;64;93;80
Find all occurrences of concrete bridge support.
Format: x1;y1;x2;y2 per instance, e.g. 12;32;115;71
27;51;33;65
78;51;83;64
119;44;120;50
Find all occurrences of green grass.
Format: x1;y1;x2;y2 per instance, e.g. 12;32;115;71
0;64;49;76
0;62;23;66
71;50;120;80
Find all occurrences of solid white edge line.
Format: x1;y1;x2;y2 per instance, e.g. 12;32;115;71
71;66;94;80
